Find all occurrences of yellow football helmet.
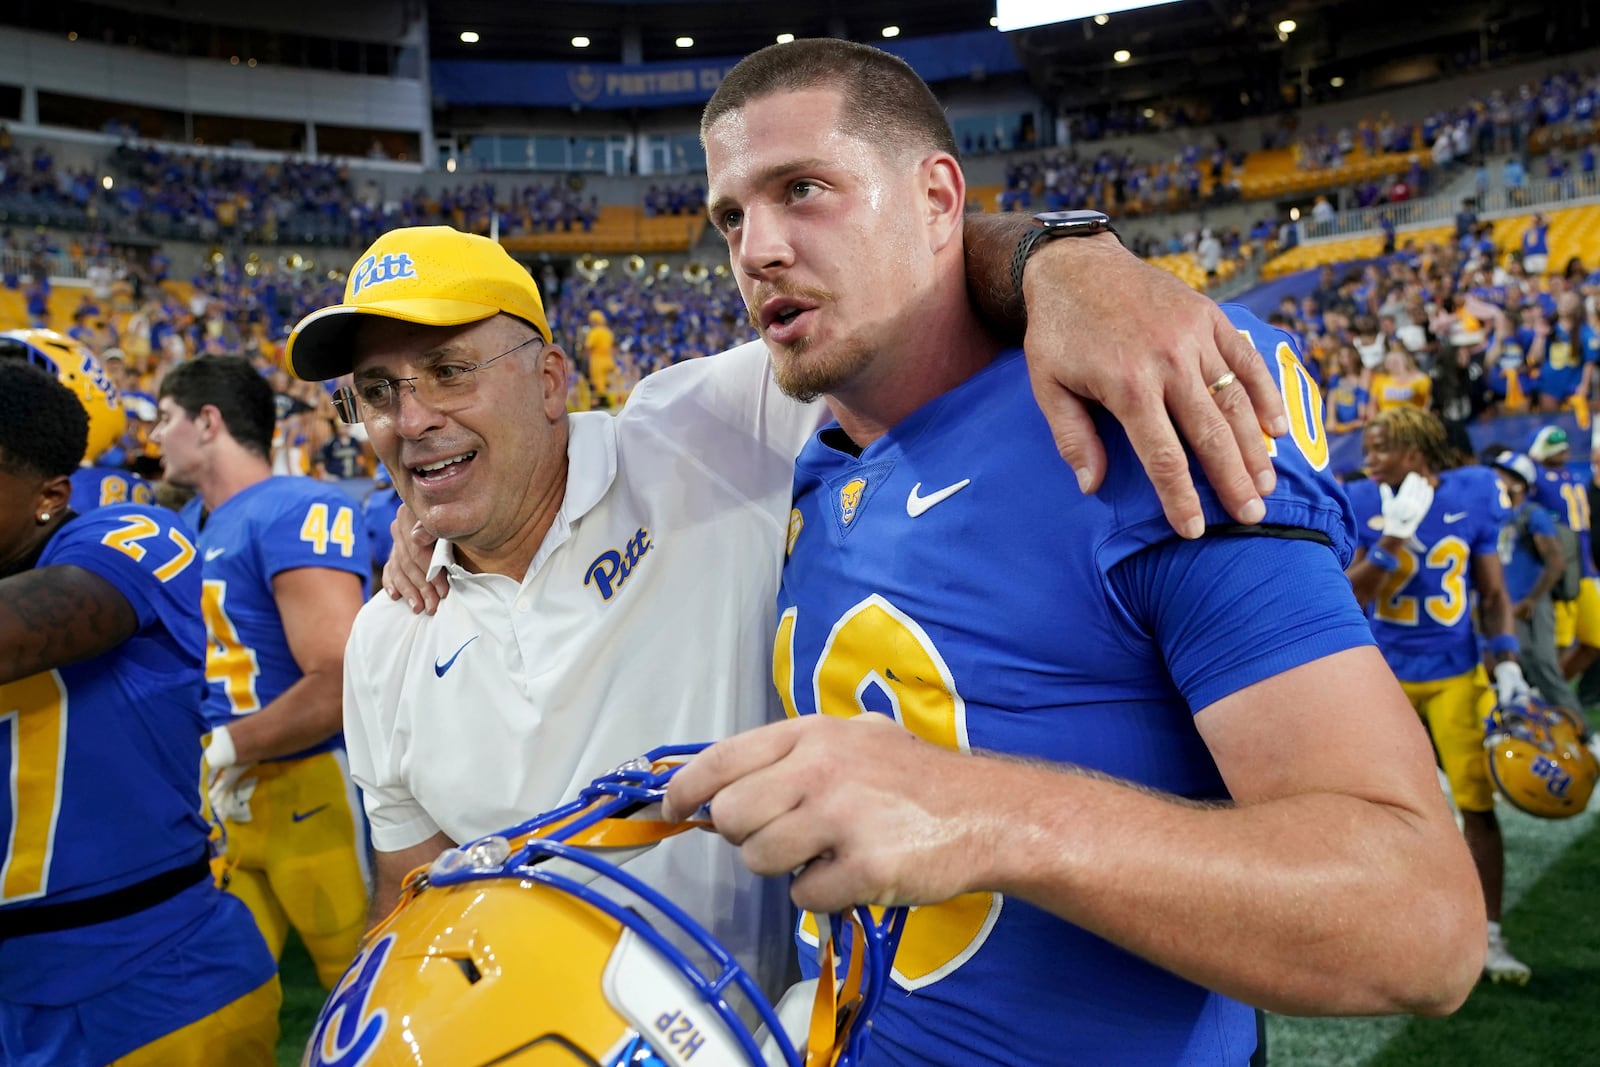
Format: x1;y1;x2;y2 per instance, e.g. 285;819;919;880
1484;697;1598;819
303;745;905;1067
0;329;126;463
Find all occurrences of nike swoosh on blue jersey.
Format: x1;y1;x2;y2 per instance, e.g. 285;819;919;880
435;635;480;678
292;804;329;823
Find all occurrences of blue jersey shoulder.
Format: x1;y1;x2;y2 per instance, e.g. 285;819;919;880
1095;304;1356;566
68;467;157;513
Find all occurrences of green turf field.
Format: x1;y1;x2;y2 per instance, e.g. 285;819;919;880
275;803;1600;1065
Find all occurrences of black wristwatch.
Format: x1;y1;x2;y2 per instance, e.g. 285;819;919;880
1010;210;1115;299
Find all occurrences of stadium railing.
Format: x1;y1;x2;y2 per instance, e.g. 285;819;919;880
1299;173;1600;245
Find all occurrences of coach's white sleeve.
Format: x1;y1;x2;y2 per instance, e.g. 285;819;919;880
342;601;444;852
630;340;827;463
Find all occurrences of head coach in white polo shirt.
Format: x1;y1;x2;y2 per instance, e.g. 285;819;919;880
286;221;1287;992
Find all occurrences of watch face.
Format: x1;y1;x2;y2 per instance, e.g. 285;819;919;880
1036;210;1110;231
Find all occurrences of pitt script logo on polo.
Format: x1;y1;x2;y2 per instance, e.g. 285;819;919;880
350;252;418;296
584;527;653;601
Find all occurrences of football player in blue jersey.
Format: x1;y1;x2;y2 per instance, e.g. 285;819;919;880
1526;424;1600;692
0;361;279;1066
1344;406;1533;984
665;39;1483;1067
151;356;372;990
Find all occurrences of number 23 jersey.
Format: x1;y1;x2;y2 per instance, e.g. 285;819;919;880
776;307;1369;1066
1345;467;1507;683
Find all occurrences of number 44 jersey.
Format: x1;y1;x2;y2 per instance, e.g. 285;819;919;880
775;307;1370;1066
180;477;369;753
1346;467;1508;683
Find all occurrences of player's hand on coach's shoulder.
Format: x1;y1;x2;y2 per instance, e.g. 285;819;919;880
1020;233;1288;540
384;502;449;615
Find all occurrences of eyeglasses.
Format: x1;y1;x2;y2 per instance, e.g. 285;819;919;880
335;334;543;423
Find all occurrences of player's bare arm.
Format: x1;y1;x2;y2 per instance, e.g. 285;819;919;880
222;566;366;763
382;506;449;613
1472;551;1518;650
1519;529;1566;617
0;564;138;685
964;212;1287;538
368;831;455;931
664;645;1483;1017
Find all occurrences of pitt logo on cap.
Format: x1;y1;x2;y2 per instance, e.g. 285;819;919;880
839;478;867;526
350;252;418;296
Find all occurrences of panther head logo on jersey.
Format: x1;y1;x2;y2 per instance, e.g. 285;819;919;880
839;478;868;526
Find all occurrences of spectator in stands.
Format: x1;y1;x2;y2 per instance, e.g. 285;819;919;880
1521;213;1550;276
1505;155;1527;205
1367;347;1431;418
1196;228;1222;282
1325;344;1370;436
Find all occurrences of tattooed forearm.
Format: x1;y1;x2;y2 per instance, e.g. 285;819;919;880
0;565;139;685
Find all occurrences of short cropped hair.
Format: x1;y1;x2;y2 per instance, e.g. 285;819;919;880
702;38;959;162
159;356;276;459
0;360;89;478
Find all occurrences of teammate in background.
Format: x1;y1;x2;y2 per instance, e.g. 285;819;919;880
0;362;278;1066
584;308;616;403
1526;424;1600;693
1488;449;1583;714
150;356;371;990
1345;407;1532;984
663;40;1482;1066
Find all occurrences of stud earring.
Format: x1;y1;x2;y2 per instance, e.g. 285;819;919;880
38;513;51;523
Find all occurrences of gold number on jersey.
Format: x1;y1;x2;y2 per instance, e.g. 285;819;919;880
1547;340;1575;370
1;672;68;904
1248;336;1330;471
1374;536;1470;627
775;594;1001;990
1559;482;1590;533
299;503;357;558
201;580;263;715
99;515;197;583
99;476;127;507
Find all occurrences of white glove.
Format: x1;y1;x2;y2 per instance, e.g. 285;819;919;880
1493;660;1531;709
1379;471;1435;541
208;764;258;825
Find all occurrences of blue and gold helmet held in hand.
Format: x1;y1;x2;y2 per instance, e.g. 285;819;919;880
1484;696;1598;819
302;744;906;1067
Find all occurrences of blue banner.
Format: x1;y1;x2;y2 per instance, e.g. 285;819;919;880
1328;411;1587;480
430;30;1021;110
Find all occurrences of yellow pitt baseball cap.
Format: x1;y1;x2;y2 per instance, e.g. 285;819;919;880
286;226;551;382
